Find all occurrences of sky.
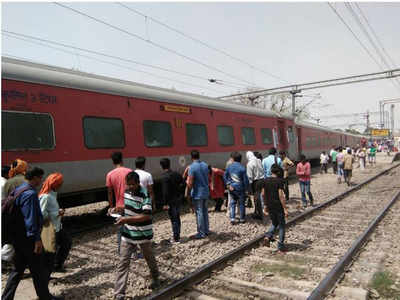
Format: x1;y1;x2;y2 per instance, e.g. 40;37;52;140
2;1;400;132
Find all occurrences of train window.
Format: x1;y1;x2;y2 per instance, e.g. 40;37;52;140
241;127;256;145
186;123;207;147
287;126;295;143
143;120;172;147
312;137;317;146
306;137;311;147
2;111;55;151
217;125;234;146
83;117;125;149
260;128;273;144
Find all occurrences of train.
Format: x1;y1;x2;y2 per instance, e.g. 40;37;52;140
2;57;367;207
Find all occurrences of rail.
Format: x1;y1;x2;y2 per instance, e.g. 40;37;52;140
148;162;400;299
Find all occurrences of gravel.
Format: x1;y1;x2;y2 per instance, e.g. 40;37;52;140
1;153;397;299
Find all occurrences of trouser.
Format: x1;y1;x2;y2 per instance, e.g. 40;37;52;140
265;210;286;250
252;180;264;218
299;181;313;206
337;164;344;181
2;238;52;300
344;169;352;185
213;198;224;211
320;163;327;174
332;161;337;174
282;177;290;202
168;203;181;241
54;228;72;269
193;198;209;237
360;158;365;170
230;192;245;221
114;240;159;299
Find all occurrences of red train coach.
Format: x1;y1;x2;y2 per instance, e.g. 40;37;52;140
1;57;363;207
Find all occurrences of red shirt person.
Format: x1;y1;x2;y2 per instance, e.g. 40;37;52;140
296;154;314;208
208;166;225;212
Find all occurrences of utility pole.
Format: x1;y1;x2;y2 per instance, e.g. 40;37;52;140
390;104;395;138
290;89;302;117
366;110;370;131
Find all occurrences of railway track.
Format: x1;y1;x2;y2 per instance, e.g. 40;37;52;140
148;163;400;300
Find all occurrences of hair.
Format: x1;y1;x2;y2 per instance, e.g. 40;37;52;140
11;160;18;168
160;158;170;170
135;156;146;169
253;151;262;160
269;147;277;155
25;167;44;180
111;152;123;165
271;164;282;176
191;150;200;160
338;146;343;152
322;151;326;154
2;166;11;178
300;154;306;162
279;150;286;156
232;151;242;163
126;171;140;184
347;149;352;154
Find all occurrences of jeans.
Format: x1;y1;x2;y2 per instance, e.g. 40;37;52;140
214;198;224;211
320;163;327;174
299;181;314;206
54;228;72;269
230;192;245;221
337;163;344;179
193;198;209;237
168;204;181;241
265;210;286;250
114;240;159;299
2;238;52;300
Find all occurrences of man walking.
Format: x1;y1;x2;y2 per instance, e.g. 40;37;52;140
2;167;63;300
262;148;282;178
160;158;184;243
330;146;338;174
113;171;160;299
343;149;354;186
262;165;288;253
246;151;264;220
187;150;210;239
224;152;249;224
135;157;155;209
296;155;314;208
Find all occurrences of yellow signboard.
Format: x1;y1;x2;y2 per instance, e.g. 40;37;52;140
371;129;389;136
161;104;191;114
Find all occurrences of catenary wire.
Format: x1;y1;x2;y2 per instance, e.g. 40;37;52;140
328;3;400;93
53;2;257;87
115;2;290;84
2;33;226;95
2;30;238;91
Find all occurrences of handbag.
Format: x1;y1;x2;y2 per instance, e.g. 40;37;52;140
41;219;56;253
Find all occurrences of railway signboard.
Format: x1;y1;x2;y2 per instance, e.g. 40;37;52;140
371;129;389;136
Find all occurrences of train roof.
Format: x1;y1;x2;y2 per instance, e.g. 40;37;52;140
2;57;293;120
296;119;366;138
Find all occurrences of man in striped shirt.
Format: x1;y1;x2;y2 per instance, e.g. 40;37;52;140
113;172;160;299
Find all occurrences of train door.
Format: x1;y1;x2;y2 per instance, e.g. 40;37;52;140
287;125;298;160
277;120;287;150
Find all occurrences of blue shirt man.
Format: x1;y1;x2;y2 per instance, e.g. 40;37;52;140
262;148;283;178
223;152;249;224
187;150;209;238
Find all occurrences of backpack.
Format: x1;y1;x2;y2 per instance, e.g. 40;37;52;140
272;155;284;179
1;186;30;246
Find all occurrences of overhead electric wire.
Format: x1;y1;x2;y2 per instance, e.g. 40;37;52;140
2;32;225;94
328;3;400;93
115;2;290;84
344;2;400;91
2;30;237;92
53;2;256;87
355;3;399;68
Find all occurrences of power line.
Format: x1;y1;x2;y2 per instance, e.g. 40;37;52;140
344;2;400;91
2;33;225;95
115;2;290;84
53;2;256;87
2;30;236;92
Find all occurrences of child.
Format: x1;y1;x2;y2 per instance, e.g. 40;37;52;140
113;172;160;299
262;164;288;253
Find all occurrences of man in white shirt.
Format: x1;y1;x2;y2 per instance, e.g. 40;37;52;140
135;157;155;209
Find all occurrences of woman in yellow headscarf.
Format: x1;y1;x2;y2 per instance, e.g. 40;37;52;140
4;159;28;196
39;173;72;274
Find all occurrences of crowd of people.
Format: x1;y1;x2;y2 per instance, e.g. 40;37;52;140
0;142;386;300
